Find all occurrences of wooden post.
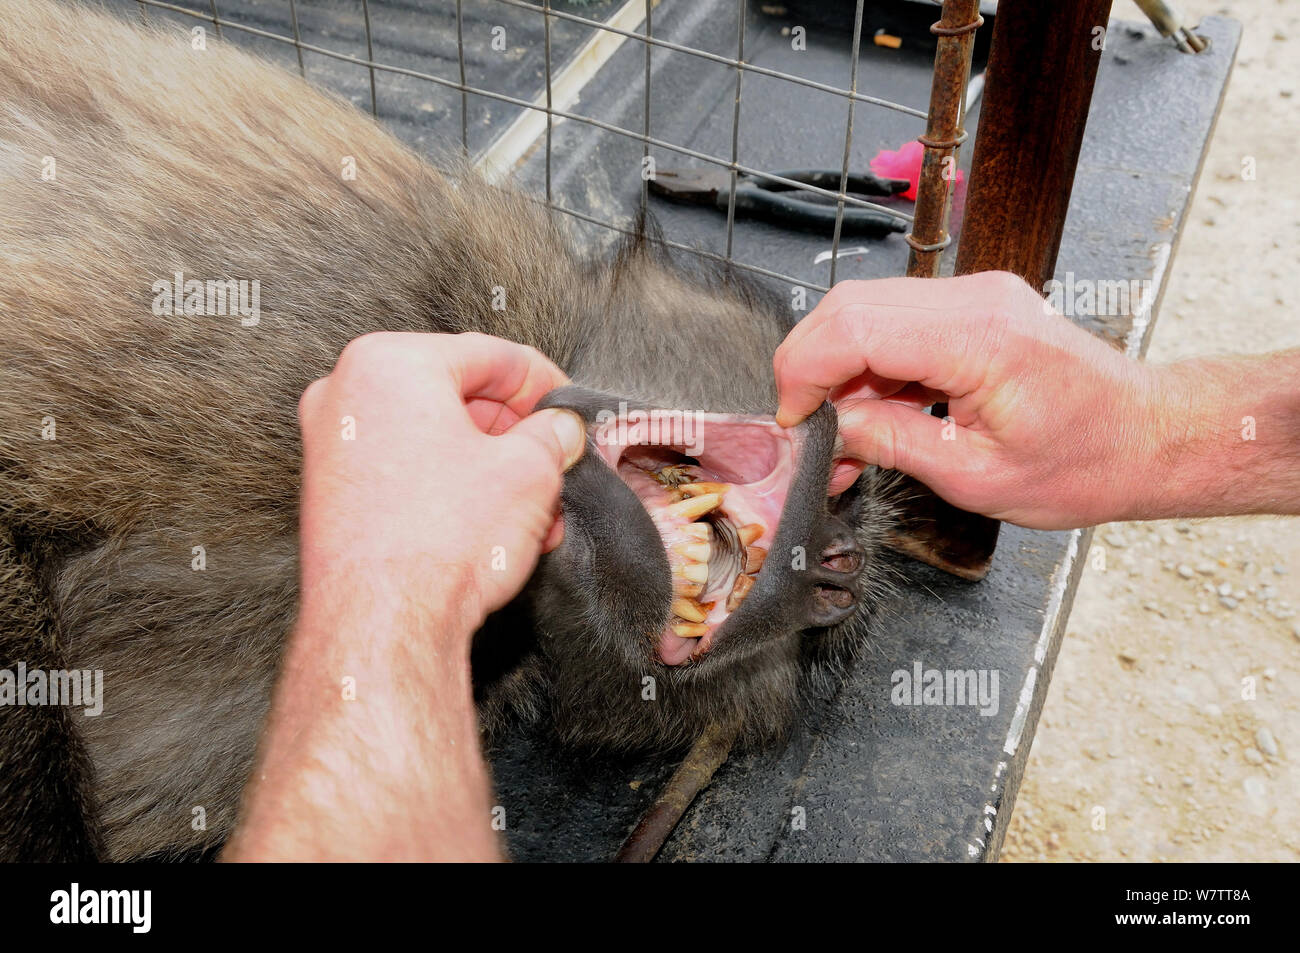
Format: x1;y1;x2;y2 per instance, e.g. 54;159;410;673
955;0;1115;285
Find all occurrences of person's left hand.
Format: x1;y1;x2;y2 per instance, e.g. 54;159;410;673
296;331;585;626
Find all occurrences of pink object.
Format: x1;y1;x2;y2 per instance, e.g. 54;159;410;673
869;140;962;201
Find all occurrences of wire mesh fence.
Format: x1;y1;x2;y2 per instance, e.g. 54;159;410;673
122;0;975;293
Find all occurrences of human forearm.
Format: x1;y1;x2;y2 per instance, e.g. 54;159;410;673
224;566;502;862
1130;349;1300;521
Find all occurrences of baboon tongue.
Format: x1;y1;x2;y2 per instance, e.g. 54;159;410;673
592;410;799;665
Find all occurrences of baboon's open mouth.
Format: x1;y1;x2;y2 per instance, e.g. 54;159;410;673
591;410;799;666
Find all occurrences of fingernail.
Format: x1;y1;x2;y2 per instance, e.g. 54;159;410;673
550;409;586;470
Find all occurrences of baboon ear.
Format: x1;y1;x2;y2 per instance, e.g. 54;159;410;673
880;473;1000;581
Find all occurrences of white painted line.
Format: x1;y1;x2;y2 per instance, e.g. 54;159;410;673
1001;530;1080;757
476;0;650;182
1125;241;1172;358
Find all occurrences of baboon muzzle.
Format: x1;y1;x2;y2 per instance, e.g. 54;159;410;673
537;385;854;668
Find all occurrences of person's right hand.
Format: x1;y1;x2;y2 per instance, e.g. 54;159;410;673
773;271;1167;530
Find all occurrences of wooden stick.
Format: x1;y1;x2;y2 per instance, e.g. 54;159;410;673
614;722;737;863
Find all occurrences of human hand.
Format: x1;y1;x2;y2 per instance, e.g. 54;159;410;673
773;272;1164;530
227;332;583;862
296;331;585;626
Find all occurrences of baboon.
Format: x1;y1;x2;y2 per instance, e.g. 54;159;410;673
0;0;904;860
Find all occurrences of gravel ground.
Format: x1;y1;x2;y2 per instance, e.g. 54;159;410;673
1000;0;1300;863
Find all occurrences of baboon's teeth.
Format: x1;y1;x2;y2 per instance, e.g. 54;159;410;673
667;493;722;520
674;579;704;598
726;573;755;612
672;623;709;639
745;546;767;574
680;481;728;498
671;598;709;623
682;522;713;541
673;542;711;563
678;562;709;584
737;523;765;546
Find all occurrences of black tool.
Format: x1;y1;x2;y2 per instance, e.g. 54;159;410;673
649;167;910;236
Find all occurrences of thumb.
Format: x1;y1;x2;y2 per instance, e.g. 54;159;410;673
835;399;961;491
502;408;587;473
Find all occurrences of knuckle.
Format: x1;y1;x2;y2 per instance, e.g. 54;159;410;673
986;270;1028;297
820;280;864;316
297;377;327;422
337;332;429;378
518;342;550;371
863;408;900;472
831;299;873;352
338;331;396;368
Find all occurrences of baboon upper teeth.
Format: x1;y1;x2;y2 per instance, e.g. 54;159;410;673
679;562;709;584
667;493;722;520
675;542;711;562
737;523;765;546
681;482;728;498
674;580;704;598
682;523;712;541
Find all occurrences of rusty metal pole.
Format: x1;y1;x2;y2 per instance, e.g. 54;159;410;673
906;0;983;277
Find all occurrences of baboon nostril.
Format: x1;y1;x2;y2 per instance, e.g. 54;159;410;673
820;533;863;575
822;553;861;573
816;584;855;609
808;583;857;627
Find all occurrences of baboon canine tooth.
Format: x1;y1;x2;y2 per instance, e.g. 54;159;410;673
726;573;755;612
671;623;709;639
667;493;721;520
681;482;728;498
737;523;765;546
744;546;767;574
671;598;708;623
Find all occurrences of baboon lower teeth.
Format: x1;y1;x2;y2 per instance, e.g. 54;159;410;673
727;573;755;612
671;598;709;623
745;546;767;574
682;523;712;541
674;580;704;598
737;523;765;547
672;623;709;639
667;493;722;520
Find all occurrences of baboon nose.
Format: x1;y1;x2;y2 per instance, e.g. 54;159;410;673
809;582;858;626
805;526;864;627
